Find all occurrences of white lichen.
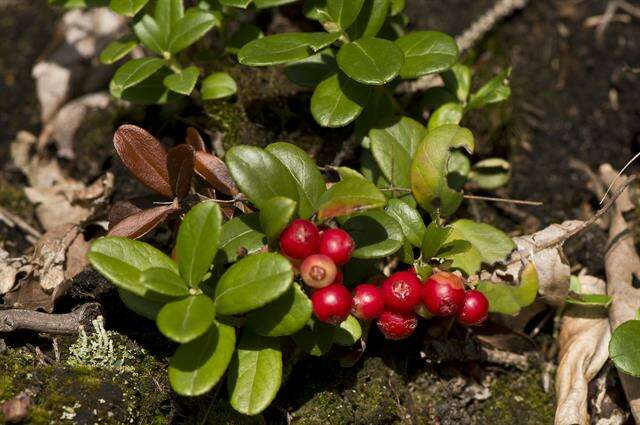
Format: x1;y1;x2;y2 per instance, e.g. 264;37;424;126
66;316;134;370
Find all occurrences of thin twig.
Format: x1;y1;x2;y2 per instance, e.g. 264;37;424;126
599;151;640;204
463;194;543;206
0;303;101;334
0;206;42;241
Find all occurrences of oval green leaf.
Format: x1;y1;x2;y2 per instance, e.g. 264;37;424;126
139;267;189;298
99;38;137;64
427;102;464;131
201;72;237;100
168;8;218;54
163;65;199;95
284;48;337;88
468;158;511;190
346;0;389;40
109;0;149;16
342;210;403;258
317;176;386;220
610;320;640;377
238;32;340;66
292;317;336;356
245;283;312;337
215;213;267;264
328;0;364;29
156;294;216;343
311;72;370;127
259;197;297;240
385;198;425;247
395;31;458;79
118;288;165;321
110;57;166;98
133;15;165;54
337;37;403;85
334;315;362;346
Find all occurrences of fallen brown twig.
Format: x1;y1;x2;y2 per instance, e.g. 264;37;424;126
0;303;101;334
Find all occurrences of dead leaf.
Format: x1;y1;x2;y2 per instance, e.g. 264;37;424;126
168;144;195;199
186;127;206;152
108;202;179;239
194;151;239;196
0;248;23;296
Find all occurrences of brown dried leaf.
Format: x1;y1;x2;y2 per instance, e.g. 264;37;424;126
107;202;179;239
186;127;206;152
108;200;143;227
194;151;239;196
113;125;172;198
168;144;195;199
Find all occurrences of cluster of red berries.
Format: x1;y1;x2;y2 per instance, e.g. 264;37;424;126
278;219;490;341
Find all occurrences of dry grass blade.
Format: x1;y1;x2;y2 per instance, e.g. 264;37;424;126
168;144;195;199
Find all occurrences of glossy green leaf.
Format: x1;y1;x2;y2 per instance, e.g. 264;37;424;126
155;0;184;48
389;0;405;15
610;320;640;377
88;236;177;296
337;37;403;85
303;0;329;21
168;8;218;54
266;142;327;219
292;318;335;356
259;197;297;240
334;315;362;346
443;219;516;275
284;48;337;88
133;15;165;54
254;0;300;7
226;146;299;209
110;58;166;98
346;0;389;39
139;267;189;298
118;288;164;320
238;32;340;66
370;116;425;189
442;63;472;102
169;321;236;396
220;0;252;7
119;68;174;104
421;222;453;259
163;65;199;95
317;177;386;220
227;331;282;415
385;198;425;247
427;102;464;131
328;0;364;29
215;214;267;264
311;72;370;127
201;72;237;100
467;69;511;110
109;0;149;16
176;202;222;287
410;124;474;217
477;263;538;315
343;210;403;259
245;283;312;337
566;293;612;308
99;38;137;64
156;295;216;343
354;89;396;136
49;0;109;6
214;253;293;315
395;31;458;79
468;158;511;190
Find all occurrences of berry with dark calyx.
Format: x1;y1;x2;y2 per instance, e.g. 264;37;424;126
279;219;320;259
319;228;355;265
301;254;338;288
422;271;466;316
381;271;422;313
312;284;352;324
377;311;418;340
457;290;489;325
351;284;385;320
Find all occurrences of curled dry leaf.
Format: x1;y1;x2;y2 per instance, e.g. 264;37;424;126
113;125;173;198
108;199;143;227
194;151;239;196
186;127;206;152
168;144;195;199
0;249;25;296
1;392;31;424
555;275;611;425
108;201;180;239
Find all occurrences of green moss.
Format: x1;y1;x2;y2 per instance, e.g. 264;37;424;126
292;391;353;425
0;178;33;217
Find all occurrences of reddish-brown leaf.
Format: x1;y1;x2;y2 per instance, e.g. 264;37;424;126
108;200;143;226
107;203;179;239
194;151;239;196
113;125;173;198
186;127;206;151
168;144;195;199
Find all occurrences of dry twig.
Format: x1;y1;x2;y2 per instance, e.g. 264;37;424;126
0;303;101;334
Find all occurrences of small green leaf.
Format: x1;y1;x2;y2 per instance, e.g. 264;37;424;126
334;315;362;346
317;177;386;220
385;198;425;247
169;320;236;396
227;330;282;415
395;31;458;79
346;0;389;40
610;320;640;377
245;283;312;337
566;293;613;308
292;317;335;356
215;214;266;264
214;253;293;315
354;89;396;136
176;202;222;287
328;0;364;29
421;222;453;259
226;146;299;209
119;68;174;104
163;65;200;95
238;32;340;66
311;72;370;128
133;15;165;54
110;58;166;98
254;0;300;7
99;38;137;64
139;267;189;298
442;63;472;102
109;0;149;16
410;124;474;217
156;295;216;343
467;69;511;110
284;48;337;88
227;24;263;54
337;37;403;85
389;0;405;15
260;197;297;240
201;72;237;100
427;102;464;131
118;288;164;320
220;0;252;7
343;210;403;258
266;142;327;220
477;264;538;315
168;8;218;54
468;158;511;190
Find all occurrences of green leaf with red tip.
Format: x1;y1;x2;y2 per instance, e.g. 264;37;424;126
317;177;386;220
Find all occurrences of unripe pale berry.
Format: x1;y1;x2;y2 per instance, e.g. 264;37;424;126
351;284;385;320
376;311;418;340
279;219;320;259
319;228;355;265
300;254;338;288
457;290;489;325
312;284;352;324
381;271;422;312
422;271;466;316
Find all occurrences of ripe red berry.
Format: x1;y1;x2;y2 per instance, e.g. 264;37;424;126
381;271;422;313
422;271;466;316
376;311;418;340
279;219;320;259
319;228;355;265
457;290;489;325
312;284;352;324
351;284;385;320
300;254;338;288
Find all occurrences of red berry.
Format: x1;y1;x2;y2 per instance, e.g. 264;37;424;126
279;219;320;259
381;271;422;312
333;270;344;284
319;228;355;265
457;290;489;325
300;254;338;288
376;311;418;340
351;284;385;320
422;271;466;316
312;284;352;324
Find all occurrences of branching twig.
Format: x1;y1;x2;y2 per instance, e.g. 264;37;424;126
0;303;101;334
463;194;542;206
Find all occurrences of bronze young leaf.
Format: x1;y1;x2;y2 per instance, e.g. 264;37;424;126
185;127;207;152
168;144;195;199
108;202;180;239
194;151;239;196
